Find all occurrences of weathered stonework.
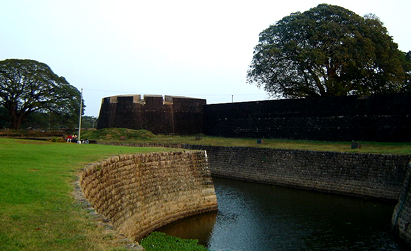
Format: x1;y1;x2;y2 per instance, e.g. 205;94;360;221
392;162;411;246
203;93;411;142
92;142;411;246
79;151;217;241
185;145;411;200
98;142;411;201
97;95;206;134
97;93;411;141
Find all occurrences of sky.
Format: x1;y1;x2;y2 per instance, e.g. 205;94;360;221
1;0;410;117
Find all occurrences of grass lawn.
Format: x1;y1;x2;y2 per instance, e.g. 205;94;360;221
0;138;178;251
149;135;411;155
81;128;411;155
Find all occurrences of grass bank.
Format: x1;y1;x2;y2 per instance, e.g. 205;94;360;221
81;128;411;155
0;138;186;251
140;232;207;251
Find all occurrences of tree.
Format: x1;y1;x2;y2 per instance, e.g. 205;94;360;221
82;116;98;129
0;59;83;129
19;111;80;129
247;4;408;98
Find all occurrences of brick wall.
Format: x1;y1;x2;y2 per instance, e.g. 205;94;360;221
185;145;411;200
79;151;217;241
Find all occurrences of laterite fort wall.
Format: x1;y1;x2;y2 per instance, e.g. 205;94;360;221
185;145;411;200
79;151;218;241
203;93;411;142
96;93;411;141
97;95;205;134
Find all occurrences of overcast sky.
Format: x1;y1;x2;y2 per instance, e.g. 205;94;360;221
1;0;410;116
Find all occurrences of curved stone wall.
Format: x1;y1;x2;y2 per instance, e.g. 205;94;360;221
79;151;218;241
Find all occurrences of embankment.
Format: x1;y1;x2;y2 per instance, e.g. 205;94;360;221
185;145;411;200
95;142;411;245
79;151;218;241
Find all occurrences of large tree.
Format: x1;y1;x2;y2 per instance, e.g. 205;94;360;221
0;59;83;129
247;4;409;98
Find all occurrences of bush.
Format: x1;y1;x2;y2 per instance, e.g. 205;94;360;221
48;137;65;142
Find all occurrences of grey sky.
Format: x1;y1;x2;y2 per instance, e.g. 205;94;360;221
1;0;410;116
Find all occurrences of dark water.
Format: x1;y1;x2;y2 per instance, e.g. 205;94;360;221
160;177;408;251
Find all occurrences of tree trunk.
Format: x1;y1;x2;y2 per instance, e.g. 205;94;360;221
10;110;24;130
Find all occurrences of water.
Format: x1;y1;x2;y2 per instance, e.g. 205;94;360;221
159;177;408;250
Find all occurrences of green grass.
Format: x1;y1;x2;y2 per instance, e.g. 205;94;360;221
81;128;411;155
80;128;155;140
0;138;178;251
140;232;207;251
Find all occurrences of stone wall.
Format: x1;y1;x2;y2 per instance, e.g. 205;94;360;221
79;151;218;241
203;93;411;142
96;93;411;141
89;142;411;244
97;94;206;134
392;162;411;246
185;145;411;200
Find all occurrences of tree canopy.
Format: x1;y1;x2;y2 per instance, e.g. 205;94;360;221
0;59;83;129
247;4;411;98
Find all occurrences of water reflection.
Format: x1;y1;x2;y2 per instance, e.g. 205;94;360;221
160;177;408;250
158;211;217;245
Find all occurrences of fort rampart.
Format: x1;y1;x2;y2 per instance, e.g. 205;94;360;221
204;93;411;142
97;93;411;142
79;151;217;241
97;95;205;134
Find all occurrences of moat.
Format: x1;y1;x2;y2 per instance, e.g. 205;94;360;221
160;177;408;250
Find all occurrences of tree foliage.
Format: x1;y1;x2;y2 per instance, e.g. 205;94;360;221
247;4;409;98
401;51;411;90
0;59;83;129
81;115;97;129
